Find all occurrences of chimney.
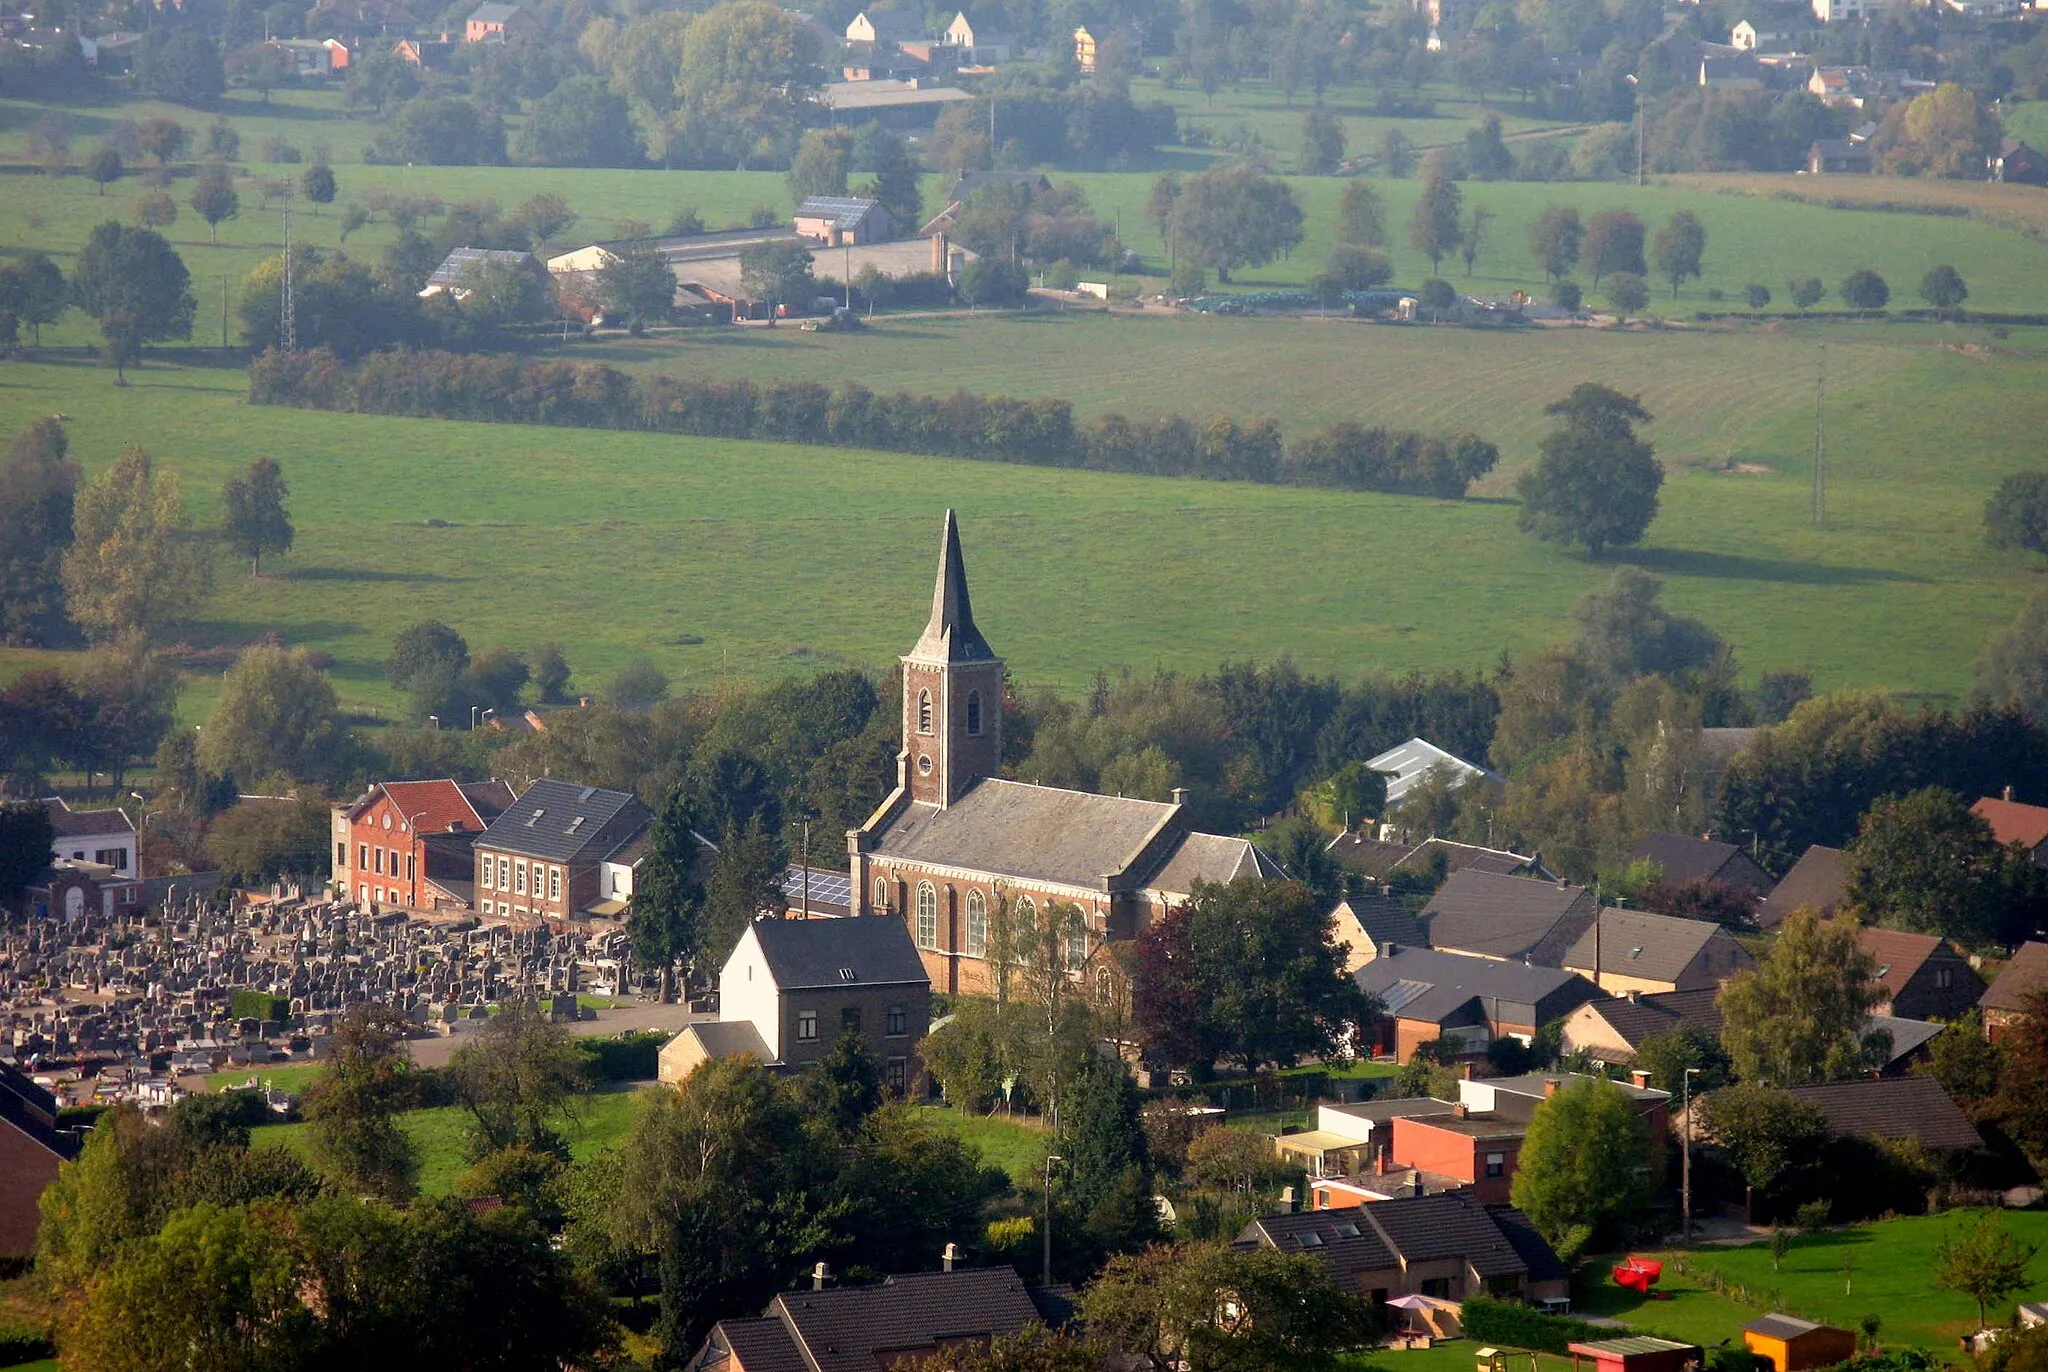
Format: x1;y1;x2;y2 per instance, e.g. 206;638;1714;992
578;696;592;708
812;1262;831;1291
2006;785;2015;802
1171;786;1189;807
942;1242;959;1272
1543;1078;1560;1098
1281;1185;1299;1213
1460;1063;1474;1080
1630;1069;1651;1090
1379;883;1392;898
931;231;948;275
1452;1102;1470;1119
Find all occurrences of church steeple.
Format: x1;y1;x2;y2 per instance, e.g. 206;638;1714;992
911;509;996;663
899;511;1003;807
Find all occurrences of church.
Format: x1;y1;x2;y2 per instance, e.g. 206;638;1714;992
849;512;1281;995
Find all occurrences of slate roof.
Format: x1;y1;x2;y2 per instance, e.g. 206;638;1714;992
1974;796;2048;849
1366;737;1493;807
1356;945;1600;1027
1239;1194;1564;1287
1240;1207;1397;1276
848;8;925;41
1638;988;1726;1036
1785;1076;1983;1152
476;778;651;863
0;1061;79;1161
870;779;1178;890
41;798;134;838
1627;832;1768;891
1332;894;1425;949
749;916;929;991
1562;908;1740;986
1325;832;1417;877
1148;831;1283;896
1865;1013;1943;1062
944;170;1051;204
467;2;520;21
908;510;995;663
1571;994;1688;1055
1421;869;1595;963
1744;1315;1830;1341
1762;845;1848;925
672;1020;774;1063
766;1268;1043;1372
1396;838;1547;880
1982;940;2048;1015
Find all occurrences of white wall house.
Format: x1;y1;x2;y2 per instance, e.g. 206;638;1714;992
43;799;137;876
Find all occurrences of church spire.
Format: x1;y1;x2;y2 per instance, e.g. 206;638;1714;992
911;510;996;662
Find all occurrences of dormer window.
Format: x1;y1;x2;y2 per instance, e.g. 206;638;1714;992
918;690;934;735
526;809;545;827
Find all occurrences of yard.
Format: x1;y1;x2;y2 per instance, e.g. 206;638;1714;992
921;1105;1051;1187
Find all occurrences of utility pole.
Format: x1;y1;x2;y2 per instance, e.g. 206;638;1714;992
280;183;297;354
221;273;229;348
1681;1066;1699;1242
1041;1153;1064;1285
1811;343;1827;527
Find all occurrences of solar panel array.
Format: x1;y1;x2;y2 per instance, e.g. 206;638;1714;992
780;865;852;909
795;196;880;228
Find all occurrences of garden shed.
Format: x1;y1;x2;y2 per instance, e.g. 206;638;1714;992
1742;1315;1857;1372
1567;1336;1702;1372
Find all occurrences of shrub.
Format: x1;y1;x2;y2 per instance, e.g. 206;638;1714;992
0;1319;54;1364
229;988;290;1022
1459;1296;1621;1354
1796;1198;1833;1233
575;1031;664;1082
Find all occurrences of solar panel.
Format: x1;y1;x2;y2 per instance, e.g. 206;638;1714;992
780;865;852;908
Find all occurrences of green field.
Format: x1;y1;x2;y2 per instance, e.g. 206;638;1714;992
922;1106;1049;1186
204;1061;326;1093
250;1081;649;1195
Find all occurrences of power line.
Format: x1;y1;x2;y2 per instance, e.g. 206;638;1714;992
1810;342;1826;528
281;183;297;355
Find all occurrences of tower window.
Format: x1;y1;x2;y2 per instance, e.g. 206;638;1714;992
966;691;983;736
918;689;934;735
916;882;938;949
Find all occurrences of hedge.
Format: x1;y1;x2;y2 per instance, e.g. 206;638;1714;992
0;1318;55;1364
576;1032;666;1083
1459;1295;1629;1354
248;348;1500;501
229;988;291;1023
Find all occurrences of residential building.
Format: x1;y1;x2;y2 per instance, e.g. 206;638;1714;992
419;246;546;299
1329;833;1550;883
1366;737;1495;809
1743;1317;1858;1372
0;1061;81;1258
1235;1193;1570;1305
1625;832;1774;899
29;860;142;921
1354;945;1602;1061
689;1266;1048;1372
1731;20;1787;48
845;8;925;45
848;514;1281;994
942;11;1012;63
1328;894;1424;974
1980;940;2048;1041
1419;869;1595;964
464;1;532;41
472;779;654;921
263;36;349;72
1973;792;2048;867
1285;1096;1463;1183
1783;1076;1983;1154
1072;24;1095;71
1559;987;1943;1077
658;915;930;1092
331;777;514;911
1759;844;1847;925
1856;927;1982;1021
815;80;973;125
1560;908;1754;996
42;797;136;875
793;195;894;245
1991;138;2048;186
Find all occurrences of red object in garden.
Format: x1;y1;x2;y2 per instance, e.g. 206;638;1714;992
1611;1257;1664;1295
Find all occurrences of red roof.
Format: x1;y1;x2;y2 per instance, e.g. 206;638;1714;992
356;778;494;835
1972;797;2048;849
1855;926;1943;999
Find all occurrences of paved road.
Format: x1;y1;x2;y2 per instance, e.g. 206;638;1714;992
405;1001;710;1069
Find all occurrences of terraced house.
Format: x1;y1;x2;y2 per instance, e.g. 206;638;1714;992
473;779;653;921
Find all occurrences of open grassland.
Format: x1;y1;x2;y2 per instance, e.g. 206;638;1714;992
921;1106;1048;1186
1673;170;2048;243
1;301;2046;711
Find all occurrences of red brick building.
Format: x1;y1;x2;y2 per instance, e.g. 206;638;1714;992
850;512;1280;994
331;778;514;912
473;779;653;922
0;1063;80;1258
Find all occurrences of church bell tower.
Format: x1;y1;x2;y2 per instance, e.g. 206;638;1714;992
899;511;1003;808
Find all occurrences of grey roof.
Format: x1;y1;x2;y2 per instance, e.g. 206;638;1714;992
1865;1013;1944;1063
1332;894;1424;949
1784;1076;1983;1151
1479;1070;1669;1105
944;170;1051;205
1571;995;1686;1053
1561;908;1738;985
1365;737;1492;806
871;779;1179;890
0;1061;78;1161
908;510;995;663
1240;1195;1563;1287
815;83;973;113
763;1268;1043;1372
467;2;520;20
1325;832;1417;877
1240;1208;1397;1278
41;798;135;838
849;8;925;41
711;1318;810;1372
1421;869;1595;963
1394;838;1547;880
1355;945;1600;1028
426;246;535;288
1321;1096;1461;1126
478;778;651;863
1627;832;1770;892
673;1020;774;1063
1148;831;1282;896
1762;845;1848;925
1744;1315;1831;1341
795;195;885;231
749;915;928;991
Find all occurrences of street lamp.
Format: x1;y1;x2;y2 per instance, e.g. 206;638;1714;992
1681;1066;1700;1242
1042;1153;1064;1285
1624;73;1645;187
403;810;429;905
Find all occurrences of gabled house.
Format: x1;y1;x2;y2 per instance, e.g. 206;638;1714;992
1856;927;1982;1021
794;196;892;245
1355;945;1602;1061
1731;20;1788;48
1972;793;2048;868
1328;894;1425;974
472;778;653;922
1806;138;1873;174
1367;737;1495;810
1759;844;1847;926
1626;832;1774;899
1236;1192;1569;1306
332;777;515;911
1980;940;2048;1041
690;1267;1048;1372
1561;908;1754;995
0;1061;81;1257
845;8;925;46
42;797;137;876
1783;1076;1982;1154
464;1;532;41
942;11;1012;63
1560;986;1943;1076
1420;869;1595;964
659;916;930;1092
1991;138;2048;187
419;246;548;299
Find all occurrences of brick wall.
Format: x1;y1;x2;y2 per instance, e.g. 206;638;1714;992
0;1124;63;1258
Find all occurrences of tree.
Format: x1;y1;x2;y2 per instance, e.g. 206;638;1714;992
608;658;670;707
1509;1074;1652;1242
135;28;225;103
1530;205;1582;283
1605;271;1649;321
532;643;572;703
1083;1241;1371;1372
518;75;643;168
959;258;1028;307
4;251;67;346
1920;264;1968;316
740;239;817;314
631;786;707;987
0;802;56;905
1570;567;1723;684
371;96;506;165
1933;1211;2040;1330
1179;877;1370;1072
1877;83;2000;178
61;445;212;642
1987;476;2048;561
1745;283;1772;310
302;162;337;210
1336;181;1385;248
1719;910;1881;1087
1131;904;1228;1074
1407;167;1463;275
1378;128;1415;177
1789;276;1825;311
1699;1083;1830;1221
1554;280;1582;312
1926;1008;2002;1104
204;793;329;885
1978;591;2048;719
835;1104;1007;1273
699;814;786;965
191;163;239;244
1322;245;1392;292
1841;269;1890;312
305;1004;421;1201
387;620;469;722
0;418;77;645
1515;383;1662;556
72;222;195;379
1650;210;1706;299
239;44;298;104
1172;164;1305;283
596;242;676;333
857;130;922;242
87;145;123;195
1060;1055;1156;1252
134;191;179;231
787;128;853;201
1464;113;1514;179
1458;204;1493;277
219;457;292;575
199;646;345;785
450;1003;588;1158
668;1;823;169
1583;209;1646;289
510;193;577;249
1632;1023;1732;1095
1298;110;1344;175
1846;787;2008;940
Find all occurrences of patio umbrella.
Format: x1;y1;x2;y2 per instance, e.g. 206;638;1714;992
1386;1296;1434;1310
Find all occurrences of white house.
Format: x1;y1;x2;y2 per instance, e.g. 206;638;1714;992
43;798;137;876
943;11;1013;62
1809;0;1869;24
1730;20;1788;49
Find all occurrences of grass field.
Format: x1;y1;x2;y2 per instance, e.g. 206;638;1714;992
922;1106;1049;1186
205;1061;325;1093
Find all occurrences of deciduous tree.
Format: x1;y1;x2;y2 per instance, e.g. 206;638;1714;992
1407;167;1462;275
1083;1242;1371;1372
1650;210;1706;299
1515;383;1662;555
1718;910;1880;1086
220;456;293;575
0;418;77;645
1530;205;1583;283
1933;1211;2040;1330
198;646;345;785
190;163;239;243
305;1004;421;1202
1846;786;2009;940
1840;268;1890;311
1920;264;1968;316
1173;164;1305;282
61;445;212;641
1336;181;1385;247
72;222;195;380
1509;1074;1652;1242
450;1002;588;1158
1699;1083;1830;1221
1583;208;1646;289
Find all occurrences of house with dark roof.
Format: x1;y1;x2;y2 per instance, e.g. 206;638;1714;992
1236;1193;1569;1306
1626;832;1774;899
1980;940;2048;1041
1420;869;1596;964
1806;138;1873;173
1329;894;1425;974
849;515;1281;995
0;1061;81;1257
332;777;514;912
472;778;653;922
1973;794;2048;868
464;1;532;41
844;7;926;46
419;246;546;298
1856;927;1982;1022
1355;944;1602;1062
1560;986;1942;1077
690;1266;1046;1372
660;915;930;1092
1759;845;1847;927
42;797;137;875
1992;137;2048;186
1560;908;1754;996
1783;1076;1983;1154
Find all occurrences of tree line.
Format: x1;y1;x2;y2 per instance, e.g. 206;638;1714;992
247;348;1501;499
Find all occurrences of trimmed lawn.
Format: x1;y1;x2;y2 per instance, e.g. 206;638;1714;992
204;1061;326;1093
921;1105;1049;1187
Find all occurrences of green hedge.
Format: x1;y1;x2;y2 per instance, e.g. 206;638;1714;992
1459;1296;1627;1355
0;1318;55;1363
575;1032;666;1083
229;989;290;1023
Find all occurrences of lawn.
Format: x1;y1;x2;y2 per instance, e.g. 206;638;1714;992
204;1061;326;1093
250;1081;650;1195
921;1105;1049;1187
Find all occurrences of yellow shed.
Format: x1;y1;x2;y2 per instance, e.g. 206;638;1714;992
1742;1314;1858;1372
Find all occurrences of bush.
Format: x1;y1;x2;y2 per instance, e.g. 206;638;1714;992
1459;1296;1623;1354
1795;1198;1832;1232
230;988;291;1023
0;1319;54;1364
575;1031;664;1082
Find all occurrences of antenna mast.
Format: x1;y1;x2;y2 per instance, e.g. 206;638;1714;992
281;183;297;354
1810;343;1826;527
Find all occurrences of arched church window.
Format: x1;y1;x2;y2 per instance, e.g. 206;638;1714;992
874;876;889;912
916;882;939;950
965;891;987;958
966;691;983;736
918;690;934;735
